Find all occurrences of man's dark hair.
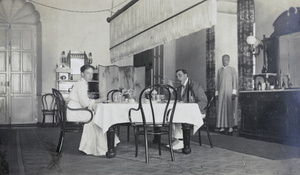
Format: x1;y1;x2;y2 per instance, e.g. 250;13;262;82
176;69;188;75
80;64;95;73
222;54;230;60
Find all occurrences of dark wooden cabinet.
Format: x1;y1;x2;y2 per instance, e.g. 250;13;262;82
240;90;300;143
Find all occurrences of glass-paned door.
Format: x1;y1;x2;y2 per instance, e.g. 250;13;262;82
0;24;37;124
153;45;164;85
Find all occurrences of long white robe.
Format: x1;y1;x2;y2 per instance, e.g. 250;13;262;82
216;66;238;128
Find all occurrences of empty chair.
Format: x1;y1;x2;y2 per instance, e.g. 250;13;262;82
107;89;131;142
106;89;120;102
52;88;93;156
128;84;177;163
198;90;214;148
41;93;57;127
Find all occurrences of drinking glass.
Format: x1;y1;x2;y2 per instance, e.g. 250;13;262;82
160;95;165;102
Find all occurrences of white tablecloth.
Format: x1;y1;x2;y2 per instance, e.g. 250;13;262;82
93;102;203;134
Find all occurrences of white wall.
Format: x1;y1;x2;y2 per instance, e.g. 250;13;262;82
29;0;116;94
215;12;238;76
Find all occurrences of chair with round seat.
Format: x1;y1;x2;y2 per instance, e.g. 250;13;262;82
128;84;177;163
41;93;58;127
197;90;214;148
52;88;93;156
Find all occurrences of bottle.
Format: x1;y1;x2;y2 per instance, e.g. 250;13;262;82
261;82;266;91
258;81;262;90
265;80;270;90
282;80;285;89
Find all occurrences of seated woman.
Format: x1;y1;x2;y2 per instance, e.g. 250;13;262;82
67;64;120;156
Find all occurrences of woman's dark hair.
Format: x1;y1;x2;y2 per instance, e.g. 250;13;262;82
80;65;95;73
176;69;188;75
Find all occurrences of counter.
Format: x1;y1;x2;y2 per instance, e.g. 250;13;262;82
239;89;300;144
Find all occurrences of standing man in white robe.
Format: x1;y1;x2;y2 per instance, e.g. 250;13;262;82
215;54;238;134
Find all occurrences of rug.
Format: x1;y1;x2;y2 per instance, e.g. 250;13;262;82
1;127;300;175
191;131;300;160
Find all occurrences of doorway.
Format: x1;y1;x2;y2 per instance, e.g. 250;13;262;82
134;45;164;87
0;0;41;124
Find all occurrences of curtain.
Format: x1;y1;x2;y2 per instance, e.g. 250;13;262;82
206;26;216;127
237;0;255;91
109;0;217;62
206;26;215;91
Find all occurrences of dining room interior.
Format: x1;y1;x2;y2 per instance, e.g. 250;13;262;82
2;0;300;174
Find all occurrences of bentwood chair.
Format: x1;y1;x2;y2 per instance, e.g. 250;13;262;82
106;89;120;102
107;89;131;142
198;91;214;148
128;84;177;163
52;88;93;156
41;93;58;127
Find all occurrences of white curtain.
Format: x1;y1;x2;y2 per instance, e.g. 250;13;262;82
109;0;217;62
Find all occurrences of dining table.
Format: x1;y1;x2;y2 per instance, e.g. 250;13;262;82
93;101;204;158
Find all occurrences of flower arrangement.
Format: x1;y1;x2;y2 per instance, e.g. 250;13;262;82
119;87;134;99
144;88;157;99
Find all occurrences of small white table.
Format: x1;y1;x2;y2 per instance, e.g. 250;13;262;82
93;102;203;158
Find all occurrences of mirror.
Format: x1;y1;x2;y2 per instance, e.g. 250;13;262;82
63;51;91;80
263;7;300;88
70;58;85;74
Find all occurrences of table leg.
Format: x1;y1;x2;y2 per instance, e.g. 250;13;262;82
152;127;161;143
106;125;116;158
181;123;191;154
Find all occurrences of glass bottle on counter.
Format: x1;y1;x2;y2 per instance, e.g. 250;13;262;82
282;80;285;89
265;80;270;90
261;82;266;91
258;81;262;90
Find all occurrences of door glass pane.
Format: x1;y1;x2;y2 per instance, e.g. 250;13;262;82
22;73;32;94
0;52;6;71
11;52;21;72
11;29;21;50
0;28;7;49
0;97;7;123
23;30;32;50
11;73;21;94
0;74;6;94
23;52;32;72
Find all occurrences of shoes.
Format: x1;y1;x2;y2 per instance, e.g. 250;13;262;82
172;140;184;150
166;139;179;148
227;128;233;135
219;128;225;134
166;140;183;150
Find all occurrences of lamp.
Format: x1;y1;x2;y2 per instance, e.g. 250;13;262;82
246;35;263;55
61;51;66;67
88;52;93;64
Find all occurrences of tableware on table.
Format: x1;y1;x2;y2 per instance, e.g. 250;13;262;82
160;95;165;102
129;98;136;103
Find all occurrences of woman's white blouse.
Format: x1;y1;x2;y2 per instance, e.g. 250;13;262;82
67;77;95;121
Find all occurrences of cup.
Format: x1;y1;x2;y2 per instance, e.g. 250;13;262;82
270;85;275;90
160;95;165;102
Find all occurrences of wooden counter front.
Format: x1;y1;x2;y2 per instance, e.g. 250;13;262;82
239;89;300;143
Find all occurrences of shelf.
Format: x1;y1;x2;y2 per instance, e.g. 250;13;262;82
57;80;77;82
